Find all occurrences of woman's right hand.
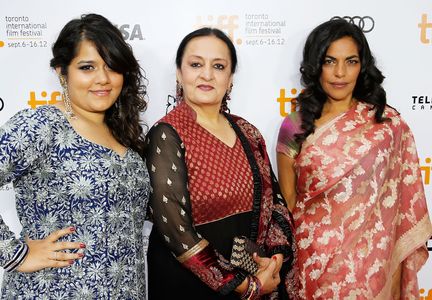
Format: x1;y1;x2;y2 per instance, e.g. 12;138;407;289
254;254;281;295
17;227;85;273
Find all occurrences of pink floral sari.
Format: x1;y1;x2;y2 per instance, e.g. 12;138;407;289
290;102;431;299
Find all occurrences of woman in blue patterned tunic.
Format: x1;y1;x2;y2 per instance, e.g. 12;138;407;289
0;14;150;299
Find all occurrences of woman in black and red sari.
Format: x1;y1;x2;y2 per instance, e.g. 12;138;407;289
144;27;298;299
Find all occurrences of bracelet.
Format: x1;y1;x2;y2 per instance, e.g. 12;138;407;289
239;275;251;299
240;275;262;300
251;276;262;300
4;243;29;272
15;247;29;271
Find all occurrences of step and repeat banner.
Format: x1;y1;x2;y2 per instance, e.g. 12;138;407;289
0;0;431;297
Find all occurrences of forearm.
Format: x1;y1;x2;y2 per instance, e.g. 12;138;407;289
277;153;297;212
280;188;296;212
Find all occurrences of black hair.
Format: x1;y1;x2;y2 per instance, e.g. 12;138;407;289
175;27;237;112
50;13;147;157
296;18;387;144
175;27;237;73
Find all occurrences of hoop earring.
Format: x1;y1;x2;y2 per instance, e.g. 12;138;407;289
59;75;76;119
176;80;183;102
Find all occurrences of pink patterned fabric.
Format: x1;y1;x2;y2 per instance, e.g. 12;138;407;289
292;102;432;299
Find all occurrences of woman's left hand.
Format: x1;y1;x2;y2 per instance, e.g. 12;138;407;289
253;253;271;270
271;254;283;277
253;253;283;276
253;252;284;286
253;255;280;295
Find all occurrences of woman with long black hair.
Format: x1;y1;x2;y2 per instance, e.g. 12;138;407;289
277;19;431;299
0;14;150;299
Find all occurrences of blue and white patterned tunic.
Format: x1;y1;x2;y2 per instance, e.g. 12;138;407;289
0;105;149;299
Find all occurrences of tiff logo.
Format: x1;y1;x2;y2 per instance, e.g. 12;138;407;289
277;88;301;117
420;157;431;185
195;15;242;45
420;288;432;300
27;91;61;109
418;14;432;44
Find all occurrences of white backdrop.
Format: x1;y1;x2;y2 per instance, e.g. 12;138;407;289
1;0;431;297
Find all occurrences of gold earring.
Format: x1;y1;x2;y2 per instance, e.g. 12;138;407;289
175;80;183;102
59;75;76;119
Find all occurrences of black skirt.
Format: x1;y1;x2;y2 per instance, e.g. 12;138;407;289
147;212;252;300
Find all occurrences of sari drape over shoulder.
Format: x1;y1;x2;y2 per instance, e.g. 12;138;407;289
277;102;432;299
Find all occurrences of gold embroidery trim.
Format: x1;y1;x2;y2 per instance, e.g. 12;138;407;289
177;239;209;263
392;214;432;270
374;214;432;300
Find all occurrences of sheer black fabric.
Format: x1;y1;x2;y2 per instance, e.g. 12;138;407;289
147;214;252;299
145;122;202;255
145;122;251;299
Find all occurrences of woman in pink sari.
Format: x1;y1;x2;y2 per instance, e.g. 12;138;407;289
277;19;432;299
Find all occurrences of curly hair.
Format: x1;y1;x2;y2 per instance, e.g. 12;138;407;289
50;14;147;157
295;18;387;144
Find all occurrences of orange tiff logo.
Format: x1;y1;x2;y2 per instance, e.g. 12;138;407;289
420;157;431;185
27;91;61;109
419;14;432;44
277;88;302;117
420;288;432;300
195;15;242;45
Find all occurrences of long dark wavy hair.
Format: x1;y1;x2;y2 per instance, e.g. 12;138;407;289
295;18;387;144
50;14;147;157
175;27;237;112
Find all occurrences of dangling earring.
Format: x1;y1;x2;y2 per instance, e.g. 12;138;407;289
225;83;233;101
220;83;233;113
175;80;183;102
59;75;76;119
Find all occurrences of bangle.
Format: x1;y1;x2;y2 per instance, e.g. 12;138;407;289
240;275;262;300
239;275;251;299
15;246;29;271
4;243;29;272
250;276;262;300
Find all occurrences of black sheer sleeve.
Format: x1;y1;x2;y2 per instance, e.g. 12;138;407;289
144;123;201;254
144;122;244;294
